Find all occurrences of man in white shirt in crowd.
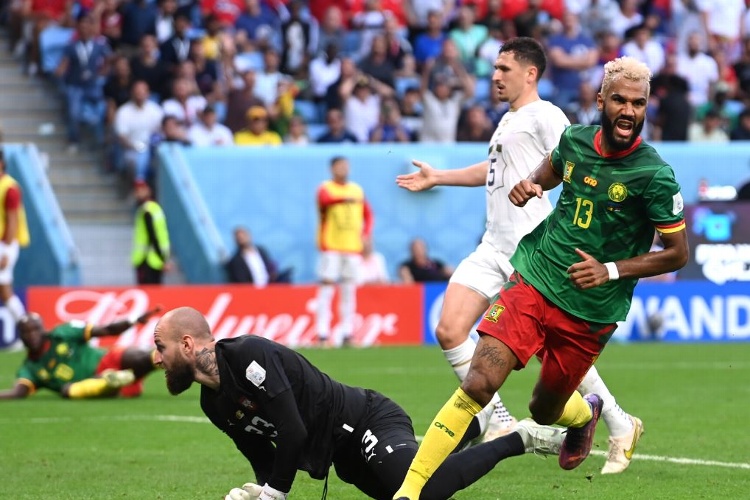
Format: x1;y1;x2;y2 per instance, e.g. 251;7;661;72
114;80;164;182
358;238;389;285
188;106;234;146
161;78;207;127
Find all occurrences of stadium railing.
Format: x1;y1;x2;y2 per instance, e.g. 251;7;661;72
7;144;81;286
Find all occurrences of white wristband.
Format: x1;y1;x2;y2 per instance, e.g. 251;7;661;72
604;262;619;281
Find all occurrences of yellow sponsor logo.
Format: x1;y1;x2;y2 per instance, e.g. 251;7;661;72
584;176;598;187
484;304;506;323
562;161;575;183
434;421;455;438
608;182;628;202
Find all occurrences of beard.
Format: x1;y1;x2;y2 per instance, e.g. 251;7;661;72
600;112;644;152
165;359;195;395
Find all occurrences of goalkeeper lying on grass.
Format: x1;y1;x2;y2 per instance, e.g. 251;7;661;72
153;307;590;500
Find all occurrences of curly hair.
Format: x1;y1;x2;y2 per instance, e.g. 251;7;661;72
600;56;652;97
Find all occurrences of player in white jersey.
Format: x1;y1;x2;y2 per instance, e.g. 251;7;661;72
397;37;642;474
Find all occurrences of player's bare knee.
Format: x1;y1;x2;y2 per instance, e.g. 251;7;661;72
435;320;462;348
528;397;560;425
461;370;495;407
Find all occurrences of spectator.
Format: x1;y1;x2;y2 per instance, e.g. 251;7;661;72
578;0;620;39
676;31;719;108
317;108;358;143
234;0;280;47
688;109;730;143
695;82;742;132
56;14;111;153
224;70;265;133
199;14;224;61
651;53;691;142
161;77;207;126
609;0;643;40
104;56;134;127
712;50;739;100
419;56;474;143
132;180;171;284
284;115;310;145
358;237;389;285
0;148;30;324
151;115;191;147
21;0;73;75
399;86;423;140
315;5;346;56
449;4;487;73
730;108;750;141
456;104;493;142
151;0;178;43
225;227;290;285
476;19;506;78
129;35;169;100
91;0;123;50
326;56;358;109
120;0;158;47
201;0;244;30
359;33;397;89
413;9;447;66
114;81;164;182
315;156;373;346
621;23;665;75
369;98;411;142
547;11;599;109
426;38;468;91
733;37;750;101
190;42;221;101
188;105;234;146
310;42;343;103
399;238;452;283
254;48;286;106
159;11;193;78
342;76;385;143
566;81;600;126
699;0;744;56
513;0;554;39
404;0;452;31
351;0;388;61
280;0;314;78
382;12;414;76
234;106;283;146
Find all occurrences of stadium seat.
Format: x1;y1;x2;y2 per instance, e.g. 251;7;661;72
306;123;328;142
538;79;555;101
341;31;363;58
39;26;75;74
395;76;420;98
294;100;320;124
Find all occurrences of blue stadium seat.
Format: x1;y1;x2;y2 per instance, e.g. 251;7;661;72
306;123;329;142
395;76;420;98
294;100;320;124
474;78;491;103
341;31;363;57
538;79;555;101
39;26;74;74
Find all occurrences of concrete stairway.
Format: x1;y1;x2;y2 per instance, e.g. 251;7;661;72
0;35;134;284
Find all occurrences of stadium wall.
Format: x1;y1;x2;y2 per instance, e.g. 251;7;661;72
6;144;80;287
25;282;750;345
161;143;750;285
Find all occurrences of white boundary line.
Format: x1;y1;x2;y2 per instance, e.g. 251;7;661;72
4;414;749;471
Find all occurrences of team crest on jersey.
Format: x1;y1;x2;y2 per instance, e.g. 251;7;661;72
239;396;257;411
608;182;628;202
562;162;575;183
484;304;506;323
245;360;266;387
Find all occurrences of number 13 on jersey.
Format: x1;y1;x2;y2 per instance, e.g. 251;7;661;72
573;197;593;229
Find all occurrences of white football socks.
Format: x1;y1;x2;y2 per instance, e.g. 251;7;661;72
578;365;633;437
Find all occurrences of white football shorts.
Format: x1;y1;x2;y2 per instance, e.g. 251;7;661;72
317;251;362;283
449;241;514;300
0;241;19;285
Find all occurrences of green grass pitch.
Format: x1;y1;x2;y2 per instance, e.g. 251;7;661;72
1;342;749;499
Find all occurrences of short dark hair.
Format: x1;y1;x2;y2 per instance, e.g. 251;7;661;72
498;37;547;81
330;156;347;167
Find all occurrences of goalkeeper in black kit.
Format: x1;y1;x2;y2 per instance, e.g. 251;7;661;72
153;307;564;500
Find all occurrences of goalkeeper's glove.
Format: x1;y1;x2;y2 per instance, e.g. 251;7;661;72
224;482;263;500
258;484;288;500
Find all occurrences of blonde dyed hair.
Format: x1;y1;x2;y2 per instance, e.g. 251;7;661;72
600;56;652;97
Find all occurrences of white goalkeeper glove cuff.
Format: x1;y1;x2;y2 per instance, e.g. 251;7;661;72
224;482;263;500
258;484;288;500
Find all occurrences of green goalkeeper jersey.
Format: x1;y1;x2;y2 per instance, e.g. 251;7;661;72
510;125;686;323
17;321;106;393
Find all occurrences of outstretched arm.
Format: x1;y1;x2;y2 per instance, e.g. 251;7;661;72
89;306;163;337
396;159;488;191
0;381;32;400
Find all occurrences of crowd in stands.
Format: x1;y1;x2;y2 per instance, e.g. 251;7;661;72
4;0;750;185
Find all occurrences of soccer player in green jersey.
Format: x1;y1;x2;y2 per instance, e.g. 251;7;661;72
393;56;689;500
0;308;162;400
